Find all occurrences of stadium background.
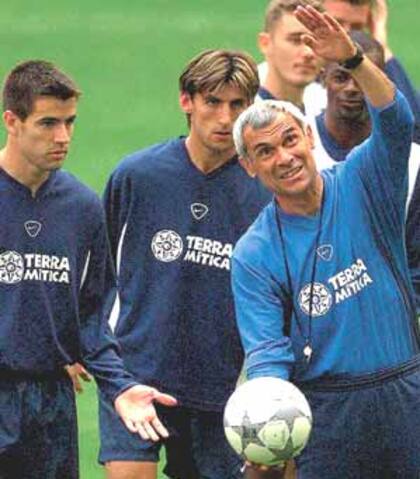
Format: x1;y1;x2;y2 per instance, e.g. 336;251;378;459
1;1;418;477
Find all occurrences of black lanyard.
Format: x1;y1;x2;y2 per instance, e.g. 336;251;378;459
274;189;325;363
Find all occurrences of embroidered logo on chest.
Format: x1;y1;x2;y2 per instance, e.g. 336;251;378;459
298;282;333;317
24;221;42;238
190;203;209;220
151;230;184;262
317;244;333;261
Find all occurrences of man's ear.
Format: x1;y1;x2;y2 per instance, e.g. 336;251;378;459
305;124;315;150
258;31;271;56
179;92;193;114
3;110;21;136
239;155;257;178
319;67;327;88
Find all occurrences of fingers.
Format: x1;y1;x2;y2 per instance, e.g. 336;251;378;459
79;367;92;382
295;5;320;32
64;364;84;393
296;5;341;35
322;12;342;33
124;417;169;442
295;5;328;30
301;34;317;51
153;392;178;407
72;376;83;393
151;417;170;439
141;420;160;442
245;460;286;473
245;460;270;472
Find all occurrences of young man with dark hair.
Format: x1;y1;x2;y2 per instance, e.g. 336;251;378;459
232;5;419;478
0;60;176;479
100;49;272;479
257;0;325;116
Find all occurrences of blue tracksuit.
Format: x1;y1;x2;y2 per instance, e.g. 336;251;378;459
314;111;420;310
0;168;135;399
232;90;420;478
232;90;418;382
103;137;270;410
0;168;136;478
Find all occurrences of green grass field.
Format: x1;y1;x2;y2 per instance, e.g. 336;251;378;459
1;1;418;477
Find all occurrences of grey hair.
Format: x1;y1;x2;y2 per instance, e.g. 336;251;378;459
233;100;308;159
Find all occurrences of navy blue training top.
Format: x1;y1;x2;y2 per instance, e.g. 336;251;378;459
104;138;271;410
0;169;136;401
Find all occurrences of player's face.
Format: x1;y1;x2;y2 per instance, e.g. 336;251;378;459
180;85;250;157
323;64;369;121
259;13;322;89
241;112;318;199
323;0;370;31
5;96;77;175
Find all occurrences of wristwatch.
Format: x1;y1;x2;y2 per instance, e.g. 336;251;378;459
339;42;364;70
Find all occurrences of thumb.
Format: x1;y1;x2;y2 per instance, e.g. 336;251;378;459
153;392;178;407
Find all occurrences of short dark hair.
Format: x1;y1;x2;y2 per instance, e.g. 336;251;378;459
2;60;81;120
179;49;259;103
264;0;324;32
349;30;384;69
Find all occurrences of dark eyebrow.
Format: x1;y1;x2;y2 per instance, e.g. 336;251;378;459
204;93;220;101
279;125;298;138
36;114;77;124
36;116;59;123
287;32;304;39
253;141;271;151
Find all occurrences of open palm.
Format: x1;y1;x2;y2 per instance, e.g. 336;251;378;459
295;5;356;63
115;384;177;441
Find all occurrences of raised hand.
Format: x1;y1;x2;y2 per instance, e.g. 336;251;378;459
114;385;177;441
295;5;356;63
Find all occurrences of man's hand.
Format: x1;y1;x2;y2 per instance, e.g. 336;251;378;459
245;459;297;478
244;460;288;478
65;362;92;393
114;385;177;442
295;5;356;63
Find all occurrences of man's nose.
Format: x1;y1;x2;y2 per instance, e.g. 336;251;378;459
54;123;71;143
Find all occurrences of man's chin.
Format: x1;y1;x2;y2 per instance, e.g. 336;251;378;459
293;74;318;89
338;107;368;122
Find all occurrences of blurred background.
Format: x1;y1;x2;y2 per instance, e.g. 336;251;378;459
1;1;418;477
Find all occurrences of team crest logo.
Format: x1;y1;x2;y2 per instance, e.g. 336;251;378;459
151;230;183;262
298;282;332;317
191;203;209;220
317;244;333;261
24;221;42;238
0;251;24;284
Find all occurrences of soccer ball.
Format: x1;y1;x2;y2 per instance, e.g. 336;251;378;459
223;377;312;467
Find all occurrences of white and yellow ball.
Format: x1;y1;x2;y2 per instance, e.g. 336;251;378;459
224;377;312;467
